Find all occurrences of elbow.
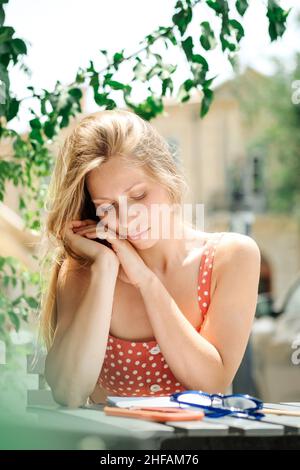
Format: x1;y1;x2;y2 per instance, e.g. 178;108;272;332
45;355;85;408
51;386;88;408
204;371;233;395
196;382;230;395
185;368;232;395
210;376;234;395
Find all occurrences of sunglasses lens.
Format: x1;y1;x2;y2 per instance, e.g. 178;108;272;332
223;396;257;411
176;392;211;407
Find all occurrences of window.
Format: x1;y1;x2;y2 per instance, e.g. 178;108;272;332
252;156;263;194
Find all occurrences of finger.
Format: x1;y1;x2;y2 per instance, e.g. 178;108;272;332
84;231;97;238
86;219;97;225
73;224;97;234
60;220;87;239
75;227;97;237
70;220;86;227
72;219;96;228
96;224;117;238
60;221;76;238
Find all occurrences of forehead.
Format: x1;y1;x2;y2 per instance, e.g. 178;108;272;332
85;157;148;198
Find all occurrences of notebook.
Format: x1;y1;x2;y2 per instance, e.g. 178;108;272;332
106;395;191;409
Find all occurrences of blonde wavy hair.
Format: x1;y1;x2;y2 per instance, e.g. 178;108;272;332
36;109;190;353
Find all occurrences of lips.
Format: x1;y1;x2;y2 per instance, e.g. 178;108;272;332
128;227;150;240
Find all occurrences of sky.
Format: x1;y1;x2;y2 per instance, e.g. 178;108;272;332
4;0;300;133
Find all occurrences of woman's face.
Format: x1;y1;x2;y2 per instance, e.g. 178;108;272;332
85;157;175;248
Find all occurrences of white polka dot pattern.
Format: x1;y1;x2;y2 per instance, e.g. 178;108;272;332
97;232;224;396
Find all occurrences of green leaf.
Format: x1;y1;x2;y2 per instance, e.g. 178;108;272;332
112;50;125;70
90;73;99;92
75;68;85;84
0;62;9;88
191;54;209;72
25;296;39;309
0;26;14;44
11;38;27;55
0;256;5;270
177;78;194;102
206;1;223;14
181;36;194;61
29;118;42;130
235;0;249;16
113;51;124;63
29;127;44;145
146;64;162;80
162;77;173;96
124;93;163;120
163;27;177;46
6;97;20;121
200;21;217;50
172;0;193;36
0;5;5;27
203;75;217;88
68;87;82;100
105;79;127;90
8;310;20;331
94;92;108;106
44;120;56;139
200;87;214;118
220;36;237;52
18;195;26;210
267;1;290;42
229;19;245;42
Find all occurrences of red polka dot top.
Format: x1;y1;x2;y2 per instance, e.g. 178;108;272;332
97;231;224;397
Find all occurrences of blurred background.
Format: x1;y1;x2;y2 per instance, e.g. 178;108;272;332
1;0;300;415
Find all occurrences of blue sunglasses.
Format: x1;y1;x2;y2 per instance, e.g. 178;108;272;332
170;390;265;419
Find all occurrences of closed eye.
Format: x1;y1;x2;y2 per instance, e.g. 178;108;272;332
132;192;146;200
95;192;146;215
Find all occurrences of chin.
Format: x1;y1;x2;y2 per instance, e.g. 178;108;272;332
129;237;158;249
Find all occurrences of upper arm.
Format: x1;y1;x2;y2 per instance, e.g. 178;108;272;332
54;257;91;345
200;233;261;388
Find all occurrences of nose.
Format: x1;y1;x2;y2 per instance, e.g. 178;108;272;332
121;211;150;238
99;203;148;236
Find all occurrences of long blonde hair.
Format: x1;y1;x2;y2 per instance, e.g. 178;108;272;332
37;109;190;352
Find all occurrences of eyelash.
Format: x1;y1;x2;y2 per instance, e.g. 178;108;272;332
133;192;146;200
98;193;146;213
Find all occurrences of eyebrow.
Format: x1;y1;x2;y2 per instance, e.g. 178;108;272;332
92;182;143;202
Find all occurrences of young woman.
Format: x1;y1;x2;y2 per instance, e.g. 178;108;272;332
39;109;261;408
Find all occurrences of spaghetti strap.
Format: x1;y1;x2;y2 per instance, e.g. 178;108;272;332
197;232;224;330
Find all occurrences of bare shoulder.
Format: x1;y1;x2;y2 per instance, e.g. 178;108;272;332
187;228;260;257
217;231;261;260
214;231;261;278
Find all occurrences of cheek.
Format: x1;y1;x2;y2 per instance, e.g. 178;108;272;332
145;195;172;227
